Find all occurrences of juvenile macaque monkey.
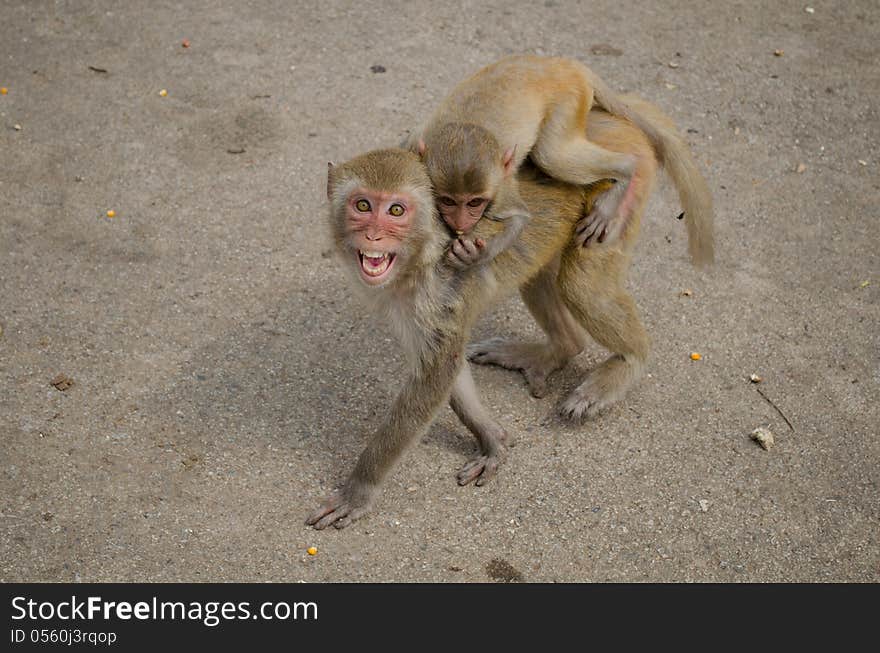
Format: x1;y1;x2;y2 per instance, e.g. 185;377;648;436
308;99;711;529
408;54;714;269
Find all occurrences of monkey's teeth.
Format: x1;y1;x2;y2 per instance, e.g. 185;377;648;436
359;250;393;277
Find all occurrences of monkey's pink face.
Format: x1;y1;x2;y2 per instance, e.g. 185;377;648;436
345;188;415;286
436;194;489;235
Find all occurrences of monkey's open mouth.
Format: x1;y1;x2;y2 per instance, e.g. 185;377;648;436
358;250;396;284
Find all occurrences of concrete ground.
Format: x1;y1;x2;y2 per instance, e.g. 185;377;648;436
1;1;877;583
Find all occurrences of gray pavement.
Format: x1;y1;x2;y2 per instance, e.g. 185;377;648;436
1;0;877;582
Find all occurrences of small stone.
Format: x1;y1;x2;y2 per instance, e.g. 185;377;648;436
13;124;22;131
50;373;74;391
774;49;784;57
857;159;867;166
749;374;763;383
667;61;680;69
699;499;709;512
805;7;815;14
158;89;168;97
751;426;775;450
370;65;386;73
307;546;318;556
796;162;807;173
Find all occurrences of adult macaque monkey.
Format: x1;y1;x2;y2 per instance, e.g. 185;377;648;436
308;99;711;529
407;54;714;270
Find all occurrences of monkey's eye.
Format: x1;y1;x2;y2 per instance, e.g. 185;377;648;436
438;197;457;207
389;203;405;217
355;199;371;212
467;198;486;207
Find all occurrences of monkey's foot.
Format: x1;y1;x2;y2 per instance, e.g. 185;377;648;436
467;338;567;398
306;486;374;530
559;354;642;420
575;180;632;247
456;450;505;487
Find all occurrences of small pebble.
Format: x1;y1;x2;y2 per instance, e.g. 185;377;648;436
749;374;763;383
106;210;116;218
774;49;784;56
796;163;807;173
699;499;709;512
751;426;775;450
13;124;22;131
805;7;815;14
158;89;168;97
307;547;317;555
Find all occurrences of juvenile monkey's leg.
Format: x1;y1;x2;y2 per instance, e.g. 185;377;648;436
574;109;658;247
556;247;649;420
531;93;637;246
468;260;586;397
449;363;509;486
530;92;636;187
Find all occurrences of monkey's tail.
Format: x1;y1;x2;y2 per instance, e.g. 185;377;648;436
590;75;715;266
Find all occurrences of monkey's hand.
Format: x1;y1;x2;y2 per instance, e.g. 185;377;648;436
306;480;376;530
446;237;488;269
575;179;636;247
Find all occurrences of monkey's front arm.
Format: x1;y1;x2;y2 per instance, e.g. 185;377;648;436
307;336;467;530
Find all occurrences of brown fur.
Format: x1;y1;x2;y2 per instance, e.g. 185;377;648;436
410;54;714;266
309;104;689;529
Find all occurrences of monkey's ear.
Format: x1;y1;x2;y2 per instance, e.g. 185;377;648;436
417;139;427;158
326;162;336;200
502;145;517;176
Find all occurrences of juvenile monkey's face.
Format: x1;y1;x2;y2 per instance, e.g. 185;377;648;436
342;187;416;286
436;190;491;235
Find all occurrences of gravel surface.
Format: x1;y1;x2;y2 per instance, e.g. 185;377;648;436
1;0;877;582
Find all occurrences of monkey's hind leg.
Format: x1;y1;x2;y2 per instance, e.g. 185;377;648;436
556;247;648;420
468;260;585;398
531;94;636;246
530;92;636;188
449;364;509;486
